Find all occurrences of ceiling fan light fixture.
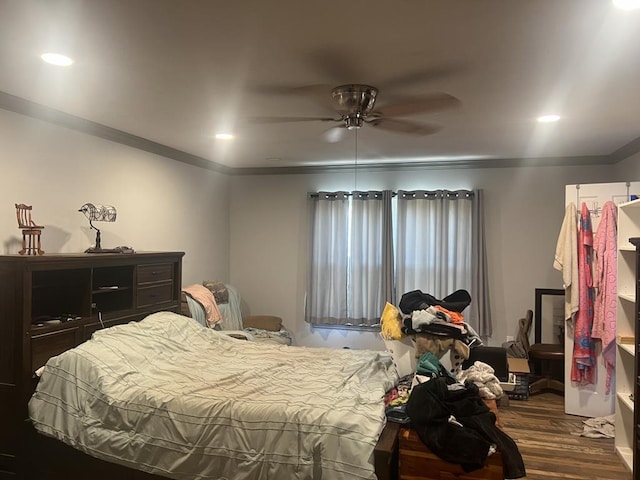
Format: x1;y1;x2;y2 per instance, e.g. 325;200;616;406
331;84;378;117
345;114;364;130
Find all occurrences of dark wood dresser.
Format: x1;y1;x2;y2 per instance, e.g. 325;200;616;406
0;252;184;479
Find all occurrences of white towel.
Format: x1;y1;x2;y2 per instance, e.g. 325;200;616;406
553;202;579;321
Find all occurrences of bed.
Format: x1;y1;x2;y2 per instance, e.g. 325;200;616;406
28;311;398;480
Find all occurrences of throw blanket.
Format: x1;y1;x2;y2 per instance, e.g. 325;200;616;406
29;312;397;480
182;284;222;327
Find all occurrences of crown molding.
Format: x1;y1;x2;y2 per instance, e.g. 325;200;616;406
610;134;640;162
1;90;636;176
0;91;232;175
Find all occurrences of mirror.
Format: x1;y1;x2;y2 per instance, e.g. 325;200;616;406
534;288;565;344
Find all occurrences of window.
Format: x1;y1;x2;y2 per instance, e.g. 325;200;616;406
306;189;490;336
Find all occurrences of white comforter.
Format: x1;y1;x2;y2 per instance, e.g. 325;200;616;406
29;312;397;480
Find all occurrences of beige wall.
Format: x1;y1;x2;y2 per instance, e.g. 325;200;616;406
3;106;639;351
0;109;231;285
229;163;634;349
614;150;640;182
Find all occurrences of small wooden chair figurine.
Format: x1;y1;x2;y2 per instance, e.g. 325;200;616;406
15;203;45;255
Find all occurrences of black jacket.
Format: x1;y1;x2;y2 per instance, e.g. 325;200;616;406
406;376;526;479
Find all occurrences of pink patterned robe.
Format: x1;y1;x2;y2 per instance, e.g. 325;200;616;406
591;201;617;394
571;203;596;385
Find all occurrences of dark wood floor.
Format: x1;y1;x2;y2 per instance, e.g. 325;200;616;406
499;392;631;480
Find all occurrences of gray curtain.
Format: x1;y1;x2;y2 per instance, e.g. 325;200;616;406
395;189;480;326
306;188;490;335
306;190;393;326
471;189;492;338
306;192;350;324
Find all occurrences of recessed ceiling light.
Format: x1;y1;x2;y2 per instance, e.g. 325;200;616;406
537;114;561;123
40;52;74;66
215;133;234;140
612;0;640;11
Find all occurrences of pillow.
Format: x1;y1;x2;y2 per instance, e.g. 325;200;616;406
242;315;283;332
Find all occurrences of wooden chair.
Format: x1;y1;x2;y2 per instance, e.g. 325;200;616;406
15;204;44;255
528;343;564;395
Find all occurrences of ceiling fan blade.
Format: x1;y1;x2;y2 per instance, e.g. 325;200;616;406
378;64;464;91
250;84;336;111
322;125;347;143
247;116;338;124
376;93;461;117
308;48;364;84
368;118;442;136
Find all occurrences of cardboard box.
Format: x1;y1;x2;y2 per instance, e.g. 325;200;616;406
507;357;530;374
502;357;531;399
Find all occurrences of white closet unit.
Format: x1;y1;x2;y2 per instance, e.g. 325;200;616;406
563;183;640;418
615;199;640;475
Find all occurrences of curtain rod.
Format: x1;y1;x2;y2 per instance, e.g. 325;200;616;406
308;189;474;199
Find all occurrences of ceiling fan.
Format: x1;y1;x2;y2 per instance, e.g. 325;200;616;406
248;83;461;143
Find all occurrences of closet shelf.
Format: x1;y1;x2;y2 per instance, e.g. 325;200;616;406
618;391;635;412
618;342;636;357
615;204;640;478
617;446;633;472
619;292;635;303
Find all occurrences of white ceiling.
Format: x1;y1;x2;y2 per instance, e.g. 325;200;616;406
1;0;639;171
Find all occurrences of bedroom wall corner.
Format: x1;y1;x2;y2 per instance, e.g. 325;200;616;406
613;149;640;183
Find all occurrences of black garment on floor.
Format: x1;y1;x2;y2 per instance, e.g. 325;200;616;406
406;377;526;479
399;289;472;315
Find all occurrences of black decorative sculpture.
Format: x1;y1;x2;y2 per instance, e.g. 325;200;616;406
79;203;118;253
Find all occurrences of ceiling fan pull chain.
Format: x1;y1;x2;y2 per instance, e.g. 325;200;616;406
354;128;358;192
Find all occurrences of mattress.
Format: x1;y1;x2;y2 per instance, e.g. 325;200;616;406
29;312;397;480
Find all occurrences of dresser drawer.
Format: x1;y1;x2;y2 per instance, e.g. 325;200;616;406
31;327;81;372
137;283;174;308
137;263;174;285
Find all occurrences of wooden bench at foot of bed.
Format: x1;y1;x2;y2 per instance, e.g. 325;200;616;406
398;427;504;480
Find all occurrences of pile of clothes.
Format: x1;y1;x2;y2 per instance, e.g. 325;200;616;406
399;289;482;347
384;351;525;479
380;289;526;479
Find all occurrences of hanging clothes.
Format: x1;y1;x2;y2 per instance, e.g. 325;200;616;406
553;202;579;321
571;203;596;385
591;201;617;394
